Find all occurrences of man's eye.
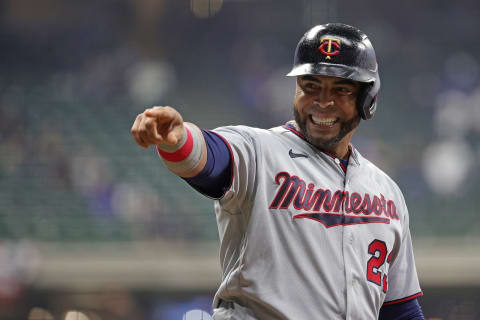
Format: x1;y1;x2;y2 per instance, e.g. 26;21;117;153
304;83;317;90
335;87;353;96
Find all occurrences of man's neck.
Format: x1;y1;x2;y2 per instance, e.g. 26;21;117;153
320;134;353;160
321;143;351;160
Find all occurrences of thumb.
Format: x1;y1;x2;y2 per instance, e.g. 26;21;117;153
165;129;180;145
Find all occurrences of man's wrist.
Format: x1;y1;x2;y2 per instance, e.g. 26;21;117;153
156;123;205;175
157;125;191;161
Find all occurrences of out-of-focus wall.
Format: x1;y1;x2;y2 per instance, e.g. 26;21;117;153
0;0;479;319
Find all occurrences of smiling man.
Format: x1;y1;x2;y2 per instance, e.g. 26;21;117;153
131;23;424;319
293;75;361;159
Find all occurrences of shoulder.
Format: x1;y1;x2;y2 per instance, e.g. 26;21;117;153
355;148;406;202
213;124;289;141
355;150;411;225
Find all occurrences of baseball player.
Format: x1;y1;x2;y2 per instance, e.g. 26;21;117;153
131;23;424;319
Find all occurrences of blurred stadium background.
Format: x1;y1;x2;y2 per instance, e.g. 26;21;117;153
1;0;479;319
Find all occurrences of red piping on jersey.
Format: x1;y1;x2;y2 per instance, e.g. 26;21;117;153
283;124;306;139
321;148;348;173
382;292;423;306
207;130;235;198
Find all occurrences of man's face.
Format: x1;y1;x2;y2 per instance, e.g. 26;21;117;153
293;75;362;151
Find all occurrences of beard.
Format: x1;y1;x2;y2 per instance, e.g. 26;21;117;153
293;107;361;150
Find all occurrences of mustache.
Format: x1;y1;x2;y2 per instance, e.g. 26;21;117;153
293;102;337;113
306;103;337;114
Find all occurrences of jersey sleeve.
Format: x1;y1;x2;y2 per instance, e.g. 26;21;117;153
379;298;424;319
212;126;258;212
383;194;423;305
182;129;233;199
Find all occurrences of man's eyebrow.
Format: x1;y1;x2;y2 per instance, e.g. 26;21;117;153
334;79;357;86
300;75;321;83
300;76;357;86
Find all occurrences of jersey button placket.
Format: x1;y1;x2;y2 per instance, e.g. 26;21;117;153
342;170;354;319
339;174;345;320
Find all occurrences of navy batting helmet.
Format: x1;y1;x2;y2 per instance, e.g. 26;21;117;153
287;23;380;120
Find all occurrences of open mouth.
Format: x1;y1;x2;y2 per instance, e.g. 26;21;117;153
310;115;338;127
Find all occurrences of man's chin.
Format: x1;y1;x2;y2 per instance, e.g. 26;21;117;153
305;129;338;145
307;134;341;150
304;122;342;148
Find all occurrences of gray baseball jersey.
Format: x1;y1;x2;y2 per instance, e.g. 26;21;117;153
210;123;422;320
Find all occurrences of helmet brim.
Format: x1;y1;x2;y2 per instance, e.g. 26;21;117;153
286;63;377;83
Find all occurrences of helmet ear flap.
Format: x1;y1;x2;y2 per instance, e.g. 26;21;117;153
356;78;380;120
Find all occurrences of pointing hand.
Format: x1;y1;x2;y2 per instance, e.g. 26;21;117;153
131;106;184;148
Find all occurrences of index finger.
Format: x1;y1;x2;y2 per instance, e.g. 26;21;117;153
145;106;177;120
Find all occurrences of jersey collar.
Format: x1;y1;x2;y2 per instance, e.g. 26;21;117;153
283;120;305;139
283;120;361;167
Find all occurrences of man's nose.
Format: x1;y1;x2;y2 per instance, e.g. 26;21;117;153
313;88;334;108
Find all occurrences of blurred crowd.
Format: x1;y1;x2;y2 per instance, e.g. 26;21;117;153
1;0;479;242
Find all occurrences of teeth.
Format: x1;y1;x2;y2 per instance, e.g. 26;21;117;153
311;115;336;126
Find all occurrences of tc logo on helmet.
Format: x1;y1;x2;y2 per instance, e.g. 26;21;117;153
318;37;340;60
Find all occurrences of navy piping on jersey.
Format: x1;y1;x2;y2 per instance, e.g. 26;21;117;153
383;292;424;306
182;129;233;199
379;298;424;320
339;158;348;172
